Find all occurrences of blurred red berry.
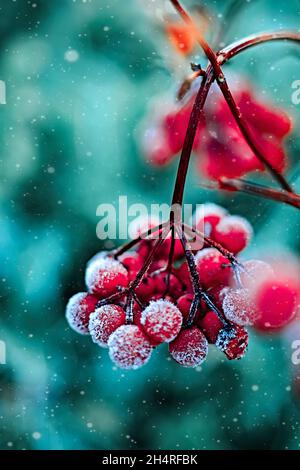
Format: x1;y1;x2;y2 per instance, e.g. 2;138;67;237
254;279;298;330
222;288;259;326
211;215;252;254
192;203;227;236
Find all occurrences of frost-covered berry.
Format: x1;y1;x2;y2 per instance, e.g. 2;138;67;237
86;250;108;268
66;292;98;335
119;252;143;281
195;248;231;288
135;276;156;301
177;294;194;322
85;257;128;297
239;259;274;289
108;324;153;370
211;215;253;254
128;215;160;240
152;272;182;298
169;327;208;367
222;288;259;326
141;299;183;343
192;203;227;236
254;279;298;330
176;262;192;292
197;310;223;344
88;304;126;347
216;325;248;360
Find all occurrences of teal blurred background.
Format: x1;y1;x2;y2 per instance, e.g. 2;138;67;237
0;0;300;450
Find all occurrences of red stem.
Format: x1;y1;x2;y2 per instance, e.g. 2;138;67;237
219;177;300;209
171;66;214;206
170;0;294;193
218;31;300;64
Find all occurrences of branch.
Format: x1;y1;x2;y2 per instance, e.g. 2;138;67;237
218;31;300;64
169;0;294;192
218;177;300;209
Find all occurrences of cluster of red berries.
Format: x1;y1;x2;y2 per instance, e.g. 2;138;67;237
141;79;291;181
66;203;299;370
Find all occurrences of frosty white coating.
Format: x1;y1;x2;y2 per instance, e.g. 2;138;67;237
85;257;128;293
89;305;126;348
222;288;259;326
141;299;183;343
108;324;153;370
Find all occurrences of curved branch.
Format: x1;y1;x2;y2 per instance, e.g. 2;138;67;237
218;177;300;209
169;0;294;192
218;31;300;64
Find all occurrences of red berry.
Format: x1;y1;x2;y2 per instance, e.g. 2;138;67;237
157;236;185;261
119;252;143;281
222;288;259;326
192;203;227;236
207;285;229;309
128;215;160;240
211;215;252;254
254;279;298;330
85;257;128;297
142;125;174;167
108;324;153;370
177;294;194;322
135;275;156;301
238;259;274;290
197;310;223;344
216;325;248;360
86;250;108;268
195;248;231;288
176;262;192;292
66;292;98;335
169;327;208;367
152;272;183;298
88;304;126;347
141;299;183;343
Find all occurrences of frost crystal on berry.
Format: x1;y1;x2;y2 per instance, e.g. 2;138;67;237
216;325;248;360
108;324;153;370
169;327;208;367
212;215;253;254
195;247;231;287
141;299;183;343
85;257;128;296
222;288;259;326
89;305;126;348
66;292;98;335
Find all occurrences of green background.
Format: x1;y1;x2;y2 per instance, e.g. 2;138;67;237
0;0;300;450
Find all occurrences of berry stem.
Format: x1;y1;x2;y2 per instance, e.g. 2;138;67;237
171;66;214;206
113;222;167;258
183;223;244;269
176;225;228;327
169;0;294;193
218;31;300;64
218;177;300;209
